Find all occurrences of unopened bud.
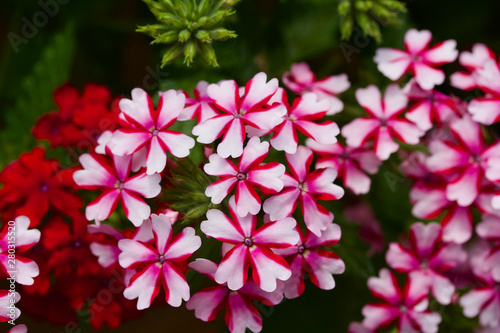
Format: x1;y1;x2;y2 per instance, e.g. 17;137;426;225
178;29;191;42
152;30;179;44
161;43;184;67
199;43;219;67
208;28;237;41
195;30;211;43
183;40;197;66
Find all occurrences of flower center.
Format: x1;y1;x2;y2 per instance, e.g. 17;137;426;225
236;172;247;181
297;183;306;192
158;255;166;265
379;117;388;127
40;184;49;193
234;113;244;119
399;305;408;313
243;237;254;247
151;129;159;137
297;244;306;254
420;259;429;270
73;240;82;248
115;181;125;191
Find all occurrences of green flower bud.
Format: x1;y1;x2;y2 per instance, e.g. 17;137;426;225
178;29;191;42
340;16;354;40
199;43;219;67
208;28;237;41
152;30;179;44
183;40;197;66
161;43;184;67
197;16;211;28
338;0;351;15
195;30;211;43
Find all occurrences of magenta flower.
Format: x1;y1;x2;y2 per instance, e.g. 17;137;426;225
460;245;500;328
0;216;40;285
263;146;344;236
306;139;381;195
386;222;467;304
200;197;299;292
118;213;201;309
362;268;442;333
282;62;350;115
374;29;458;90
404;80;461;131
204;137;285;217
341;84;424;161
73;153;161;226
273;223;345;299
192;72;286;158
426;116;500;207
266;88;340;154
109;88;195;175
186;259;284;333
178;80;219;124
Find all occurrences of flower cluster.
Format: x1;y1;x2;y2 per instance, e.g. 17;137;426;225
3;27;500;333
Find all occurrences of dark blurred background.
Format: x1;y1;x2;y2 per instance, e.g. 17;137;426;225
0;0;499;332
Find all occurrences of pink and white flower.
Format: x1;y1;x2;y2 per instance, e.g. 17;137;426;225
118;213;201;309
468;59;500;125
385;222;467;304
200;197;299;292
450;43;496;91
362;268;442;333
306;139;381;194
374;29;458;90
109;88;195;175
460;244;500;328
0;216;40;285
273;223;345;299
426;116;500;207
88;217;155;269
178;80;219;124
263;146;345;236
73;153;161;226
404;80;461;131
192;72;286;158
186;259;284;333
341;84;424;161
204;137;285;217
282;62;350;115
0;290;20;322
265;88;339;154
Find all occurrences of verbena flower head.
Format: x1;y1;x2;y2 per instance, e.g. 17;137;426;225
204;136;285;217
263;146;345;236
118;213;201;309
200;197;299;292
374;29;458;90
282;62;350;115
342;84;424;161
109;88;195;175
73;153;161;226
192;72;286;158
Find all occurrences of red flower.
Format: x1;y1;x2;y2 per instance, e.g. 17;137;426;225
0;147;82;226
32;83;119;148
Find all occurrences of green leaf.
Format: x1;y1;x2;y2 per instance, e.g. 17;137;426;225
0;23;75;168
